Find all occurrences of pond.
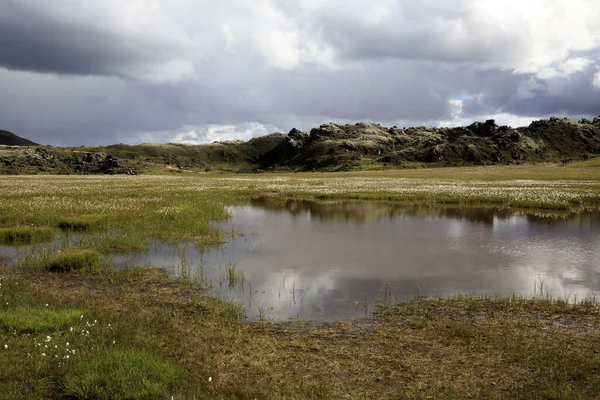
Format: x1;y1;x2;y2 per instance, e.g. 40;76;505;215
3;199;600;321
113;199;600;320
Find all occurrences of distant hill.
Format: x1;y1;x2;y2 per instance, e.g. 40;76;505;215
0;130;38;146
1;116;600;174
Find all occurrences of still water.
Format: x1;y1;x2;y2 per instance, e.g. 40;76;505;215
114;199;600;321
3;200;600;321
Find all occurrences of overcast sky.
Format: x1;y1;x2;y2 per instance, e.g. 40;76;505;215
1;0;599;146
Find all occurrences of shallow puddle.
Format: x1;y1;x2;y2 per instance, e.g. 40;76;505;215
3;199;600;321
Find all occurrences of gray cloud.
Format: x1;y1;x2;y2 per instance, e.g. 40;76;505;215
0;1;599;146
0;2;156;78
459;56;600;118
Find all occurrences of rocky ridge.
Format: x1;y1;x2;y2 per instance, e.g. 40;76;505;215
1;116;600;174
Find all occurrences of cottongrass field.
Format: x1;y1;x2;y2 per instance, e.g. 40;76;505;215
1;168;600;399
3;172;600;216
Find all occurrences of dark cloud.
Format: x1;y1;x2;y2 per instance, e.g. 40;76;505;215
459;61;600;119
0;1;599;145
0;2;144;77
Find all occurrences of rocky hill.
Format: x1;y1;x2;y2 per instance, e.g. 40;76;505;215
1;116;600;174
0;130;38;146
267;116;600;171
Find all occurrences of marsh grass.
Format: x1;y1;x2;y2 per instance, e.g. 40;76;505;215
44;249;100;272
0;226;53;244
61;349;182;400
1;173;600;398
1;267;600;399
0;307;82;333
58;214;108;231
226;263;244;288
76;232;147;252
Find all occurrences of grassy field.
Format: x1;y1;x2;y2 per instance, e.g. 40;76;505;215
1;267;600;399
1;163;600;399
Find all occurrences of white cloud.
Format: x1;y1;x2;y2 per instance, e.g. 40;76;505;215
470;0;600;74
439;97;539;128
135;123;277;145
171;129;200;144
560;57;594;75
537;57;593;79
593;71;600;90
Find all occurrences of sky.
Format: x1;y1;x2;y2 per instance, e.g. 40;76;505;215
1;0;599;146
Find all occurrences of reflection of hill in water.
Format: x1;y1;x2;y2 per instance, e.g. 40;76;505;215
249;197;600;226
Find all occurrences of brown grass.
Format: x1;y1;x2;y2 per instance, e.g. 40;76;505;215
2;267;599;399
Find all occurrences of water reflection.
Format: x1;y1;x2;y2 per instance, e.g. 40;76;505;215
110;200;599;320
2;200;600;321
249;197;518;225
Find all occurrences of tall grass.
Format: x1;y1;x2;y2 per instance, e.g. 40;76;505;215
0;226;53;244
61;349;182;400
44;249;100;272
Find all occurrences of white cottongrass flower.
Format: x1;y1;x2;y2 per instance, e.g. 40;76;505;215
208;377;212;383
3;344;7;349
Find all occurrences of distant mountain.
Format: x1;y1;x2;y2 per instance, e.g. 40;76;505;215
0;130;38;146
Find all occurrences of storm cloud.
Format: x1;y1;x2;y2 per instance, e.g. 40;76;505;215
1;0;599;146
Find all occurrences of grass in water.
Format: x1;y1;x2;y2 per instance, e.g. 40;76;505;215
58;214;107;231
0;307;82;333
61;349;182;400
226;263;244;288
44;249;100;272
0;226;53;244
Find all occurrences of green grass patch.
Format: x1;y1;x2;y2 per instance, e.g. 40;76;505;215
58;214;107;231
0;226;53;244
44;249;100;272
61;349;183;400
0;307;82;333
566;156;600;168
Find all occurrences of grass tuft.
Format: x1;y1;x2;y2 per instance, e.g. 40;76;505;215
58;214;107;231
0;307;82;333
0;226;53;244
45;249;100;272
61;349;182;400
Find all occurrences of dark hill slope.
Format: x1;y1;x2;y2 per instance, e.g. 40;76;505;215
0;130;38;146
